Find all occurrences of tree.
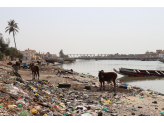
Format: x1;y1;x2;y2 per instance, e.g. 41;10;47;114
17;52;23;59
59;49;68;58
5;20;19;49
59;49;64;58
0;51;3;60
5;47;18;61
0;33;9;53
47;52;50;55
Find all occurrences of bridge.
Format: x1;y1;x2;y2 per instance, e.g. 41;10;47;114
66;54;160;61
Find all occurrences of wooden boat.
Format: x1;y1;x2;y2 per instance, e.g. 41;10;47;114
113;68;164;77
118;76;164;82
44;58;58;63
159;59;164;63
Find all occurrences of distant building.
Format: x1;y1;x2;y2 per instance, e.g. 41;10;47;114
159;54;164;58
156;50;163;54
20;48;36;60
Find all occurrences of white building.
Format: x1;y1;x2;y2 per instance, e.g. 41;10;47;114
159;54;164;58
20;48;36;60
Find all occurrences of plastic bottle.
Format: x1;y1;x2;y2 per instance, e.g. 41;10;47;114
30;108;37;114
8;105;14;109
17;104;22;107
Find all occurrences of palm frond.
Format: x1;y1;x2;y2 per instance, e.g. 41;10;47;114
5;28;9;33
5;19;19;36
14;28;19;32
5;26;10;29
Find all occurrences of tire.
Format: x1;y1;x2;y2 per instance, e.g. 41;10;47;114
58;83;71;88
84;86;91;90
119;85;127;89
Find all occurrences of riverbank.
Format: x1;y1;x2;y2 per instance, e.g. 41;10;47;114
0;61;164;116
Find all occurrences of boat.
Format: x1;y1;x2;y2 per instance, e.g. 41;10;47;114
113;68;164;77
159;59;164;63
118;76;164;82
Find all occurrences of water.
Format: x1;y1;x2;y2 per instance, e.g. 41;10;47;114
58;60;164;93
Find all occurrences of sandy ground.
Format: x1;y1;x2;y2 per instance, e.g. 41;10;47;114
1;61;164;116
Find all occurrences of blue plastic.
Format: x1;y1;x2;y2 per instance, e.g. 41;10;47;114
125;84;128;87
23;63;27;66
48;114;53;116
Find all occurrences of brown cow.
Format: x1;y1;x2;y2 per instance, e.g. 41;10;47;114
29;63;39;80
98;70;117;92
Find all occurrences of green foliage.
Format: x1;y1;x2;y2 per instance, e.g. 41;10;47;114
59;49;64;58
59;49;68;58
0;51;3;60
47;52;50;55
5;47;18;60
17;52;23;59
0;34;9;53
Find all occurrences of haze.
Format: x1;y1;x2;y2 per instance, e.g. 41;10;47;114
0;7;164;55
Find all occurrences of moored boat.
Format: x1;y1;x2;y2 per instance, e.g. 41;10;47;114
113;68;164;77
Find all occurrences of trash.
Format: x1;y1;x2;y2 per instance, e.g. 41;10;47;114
138;114;149;116
125;84;128;87
110;113;118;116
131;112;135;115
30;108;37;114
48;114;53;116
81;113;92;116
36;106;41;110
159;111;164;114
104;100;111;103
8;105;14;109
98;112;102;116
102;108;108;111
84;86;91;90
63;113;67;116
17;104;22;107
152;101;157;104
18;110;30;116
131;107;138;111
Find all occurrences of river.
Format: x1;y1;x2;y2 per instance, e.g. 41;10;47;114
58;60;164;93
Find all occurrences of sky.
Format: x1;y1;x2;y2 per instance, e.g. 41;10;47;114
1;2;164;56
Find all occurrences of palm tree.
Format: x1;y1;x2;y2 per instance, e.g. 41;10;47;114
5;20;19;49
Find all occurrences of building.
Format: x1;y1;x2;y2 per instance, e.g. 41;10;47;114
156;50;163;54
35;53;42;60
51;54;58;58
40;53;58;59
20;48;36;60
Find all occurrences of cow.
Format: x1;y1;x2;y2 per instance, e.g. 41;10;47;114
98;70;117;92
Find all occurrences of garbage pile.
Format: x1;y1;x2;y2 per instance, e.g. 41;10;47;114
1;66;164;116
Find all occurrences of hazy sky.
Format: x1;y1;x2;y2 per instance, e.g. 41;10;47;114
1;7;164;55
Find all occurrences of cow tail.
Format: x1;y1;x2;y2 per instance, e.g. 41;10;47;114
36;66;39;77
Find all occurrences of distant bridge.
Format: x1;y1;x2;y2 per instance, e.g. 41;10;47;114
66;54;160;61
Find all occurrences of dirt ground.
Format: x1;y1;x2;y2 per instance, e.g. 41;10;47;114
1;65;133;94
